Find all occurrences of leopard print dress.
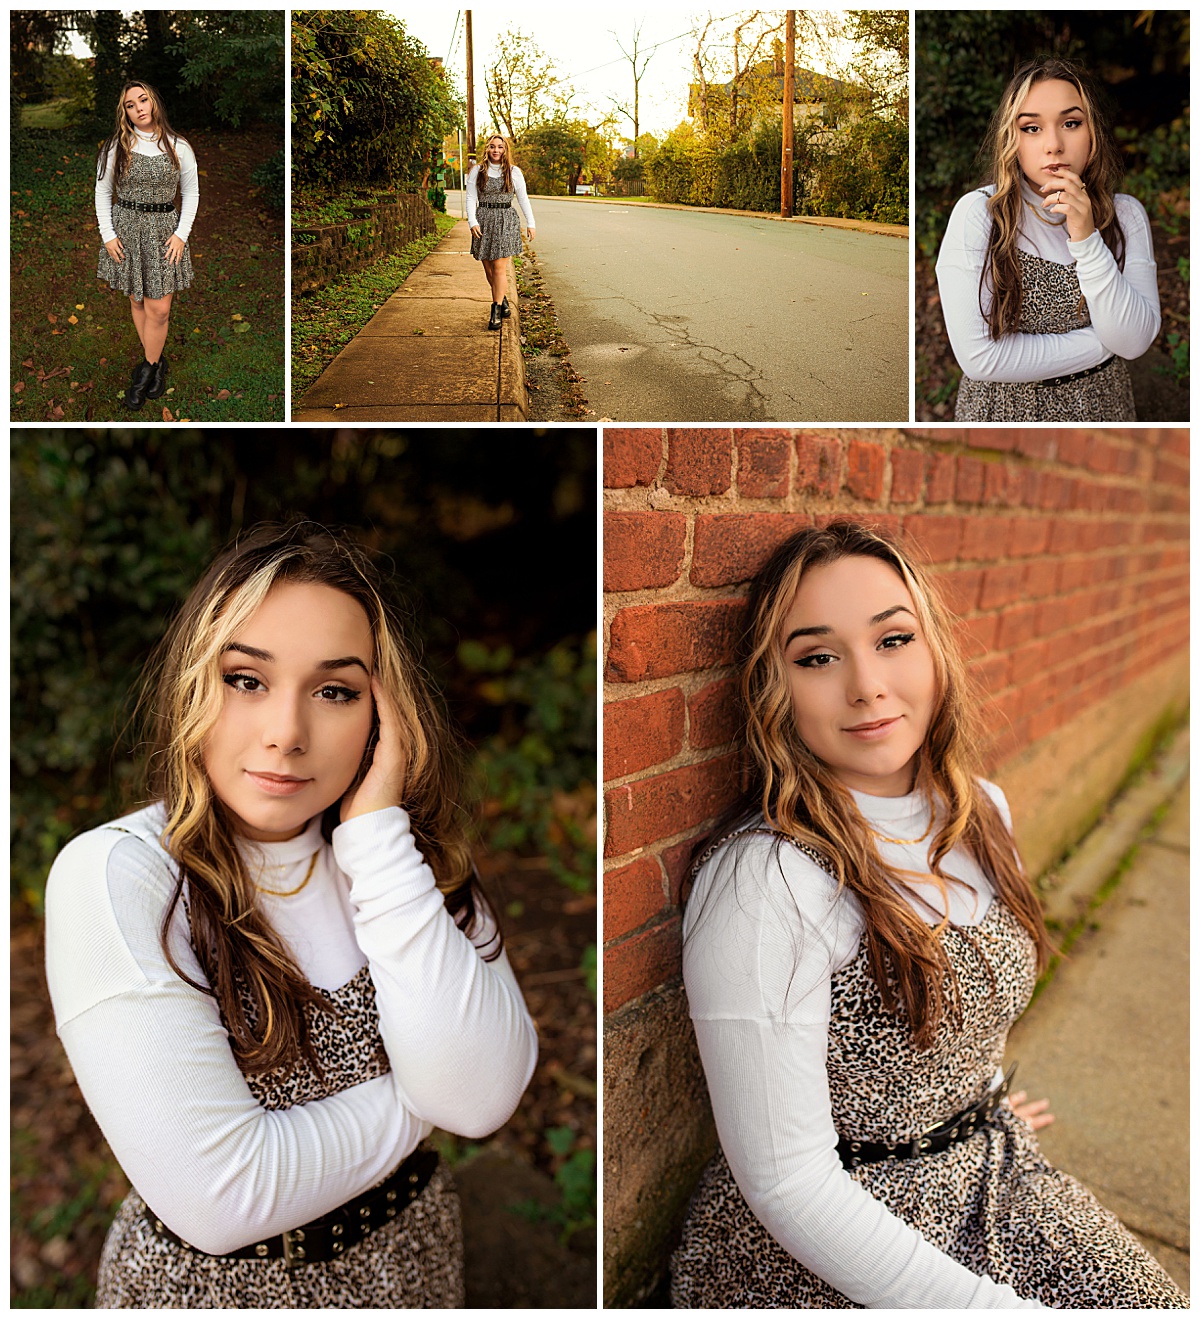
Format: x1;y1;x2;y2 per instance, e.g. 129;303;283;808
954;249;1137;422
95;961;465;1308
96;148;195;301
671;856;1187;1308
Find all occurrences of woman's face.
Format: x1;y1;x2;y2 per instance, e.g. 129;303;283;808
1014;77;1091;189
779;555;938;798
203;582;375;841
487;138;505;162
123;86;155;132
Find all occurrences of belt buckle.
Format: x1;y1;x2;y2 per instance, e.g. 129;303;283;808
281;1227;306;1269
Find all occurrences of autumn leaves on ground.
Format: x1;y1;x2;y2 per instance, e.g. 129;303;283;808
11;127;284;423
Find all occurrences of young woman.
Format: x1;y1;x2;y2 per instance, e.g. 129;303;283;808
467;134;536;330
935;58;1160;422
95;81;199;411
44;523;538;1307
670;522;1186;1309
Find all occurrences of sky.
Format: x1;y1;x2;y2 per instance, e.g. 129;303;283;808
385;7;856;141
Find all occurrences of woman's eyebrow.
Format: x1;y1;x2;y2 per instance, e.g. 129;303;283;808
783;605;914;648
222;643;369;674
1017;106;1084;120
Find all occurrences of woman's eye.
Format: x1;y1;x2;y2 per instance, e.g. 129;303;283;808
223;672;262;694
795;652;836;669
1063;118;1083;130
1020;124;1039;134
319;684;361;704
880;632;916;651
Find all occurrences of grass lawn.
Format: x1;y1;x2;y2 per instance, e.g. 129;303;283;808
20;100;73;130
290;211;456;401
11;126;284;423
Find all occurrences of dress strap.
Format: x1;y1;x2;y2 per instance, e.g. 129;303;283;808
689;822;838;883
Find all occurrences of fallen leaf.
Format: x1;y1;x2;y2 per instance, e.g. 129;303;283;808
47;313;57;324
193;327;201;334
333;402;346;409
14;381;24;393
216;389;231;400
230;314;243;322
166;387;175;395
162;407;174;422
233;322;250;334
75;303;84;310
49;405;64;420
21;359;32;368
99;357;107;366
412;328;425;336
67;315;78;325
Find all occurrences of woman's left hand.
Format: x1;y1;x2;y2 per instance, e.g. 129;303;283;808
341;677;408;823
1040;168;1094;244
526;227;535;242
1009;1089;1055;1131
164;235;186;266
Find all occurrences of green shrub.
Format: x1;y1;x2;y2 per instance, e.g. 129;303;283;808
251;147;285;211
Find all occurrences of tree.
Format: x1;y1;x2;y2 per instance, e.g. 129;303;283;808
520;121;584;195
609;21;654;158
11;10;72;104
485;29;566;142
690;10;787;144
292;10;463;190
168;10;284;128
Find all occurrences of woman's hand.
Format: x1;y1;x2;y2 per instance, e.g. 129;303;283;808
340;677;407;823
470;224;482;238
1040;168;1095;243
104;237;124;263
1009;1089;1055;1132
526;227;535;242
164;234;186;266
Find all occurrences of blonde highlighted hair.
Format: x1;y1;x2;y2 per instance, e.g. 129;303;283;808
978;57;1126;340
475;134;515;194
692;521;1050;1048
136;522;485;1076
97;80;183;185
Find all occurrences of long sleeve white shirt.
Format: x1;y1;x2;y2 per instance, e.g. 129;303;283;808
935;184;1160;383
44;804;538;1256
683;782;1044;1309
95;127;200;244
466;163;536;230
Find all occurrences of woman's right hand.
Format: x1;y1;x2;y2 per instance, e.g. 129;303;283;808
104;237;124;263
470;224;482;238
1009;1090;1055;1131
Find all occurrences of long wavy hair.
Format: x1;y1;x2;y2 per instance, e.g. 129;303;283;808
474;134;515;194
691;521;1051;1049
135;522;489;1076
977;57;1126;340
96;80;182;185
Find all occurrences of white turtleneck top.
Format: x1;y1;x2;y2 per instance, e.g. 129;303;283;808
683;781;1045;1309
935;183;1160;383
95;127;200;245
44;804;538;1256
466;163;536;230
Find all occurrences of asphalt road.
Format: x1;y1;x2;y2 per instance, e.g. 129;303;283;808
518;197;909;423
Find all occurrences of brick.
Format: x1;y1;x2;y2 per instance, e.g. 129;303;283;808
605;600;742;683
604;752;739;857
965;428;1016;452
979;564;1024;611
1006;516;1050;557
603;915;682;1014
661;838;701;906
603;857;667;943
902;513;962;563
935;566;982;618
1021;559;1059;600
925;453;957;503
955;456;987;505
889;448;925;503
604;511;686;592
663;430;733;495
736;432;791;498
959;516;1011;562
970;652;1011;696
691;513;811;588
962;612;998;658
603;688;685;781
688;677;740;749
845;441;886;501
996;602;1041;649
1010;639;1050;686
982;462;1017;506
795;435;842;497
604;428;662;487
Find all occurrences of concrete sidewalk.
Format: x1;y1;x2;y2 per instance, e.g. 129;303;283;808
293;219;529;422
1007;772;1190;1294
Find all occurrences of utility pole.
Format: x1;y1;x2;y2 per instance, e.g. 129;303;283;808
465;10;476;157
780;10;795;217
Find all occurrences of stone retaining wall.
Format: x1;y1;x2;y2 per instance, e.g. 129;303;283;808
292;193;436;294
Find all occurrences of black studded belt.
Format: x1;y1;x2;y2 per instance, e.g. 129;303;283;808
478;200;513;208
115;197;177;213
838;1064;1017;1170
1034;356;1115;389
145;1146;439;1268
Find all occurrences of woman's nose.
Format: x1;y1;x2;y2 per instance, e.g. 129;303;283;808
846;654;887;705
262;695;307;755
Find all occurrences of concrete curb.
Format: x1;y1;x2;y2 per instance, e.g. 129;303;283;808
1036;723;1189;930
293;219;529;423
529;193;908;239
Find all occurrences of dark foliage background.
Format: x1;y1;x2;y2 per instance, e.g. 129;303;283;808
915;10;1190;418
11;430;597;905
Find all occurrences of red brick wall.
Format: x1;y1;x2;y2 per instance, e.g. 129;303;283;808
602;426;1189;1016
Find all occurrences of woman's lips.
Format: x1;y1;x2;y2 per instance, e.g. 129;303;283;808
843;716;902;741
245;771;312;797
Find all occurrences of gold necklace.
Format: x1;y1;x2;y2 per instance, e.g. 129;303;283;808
254;849;319;898
870;816;934;847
